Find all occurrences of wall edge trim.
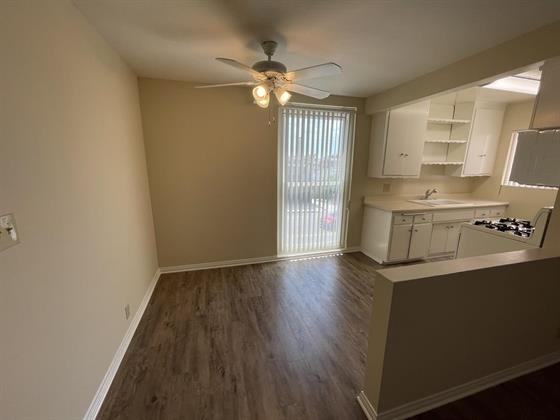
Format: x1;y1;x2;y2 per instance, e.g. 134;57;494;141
357;391;378;420
358;350;560;420
83;268;161;420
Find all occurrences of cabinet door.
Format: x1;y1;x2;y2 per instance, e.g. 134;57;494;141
463;107;504;176
388;224;412;261
445;223;462;253
429;223;448;255
408;223;432;259
367;112;390;177
383;101;429;177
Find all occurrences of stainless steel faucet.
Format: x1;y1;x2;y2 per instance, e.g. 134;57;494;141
424;188;438;199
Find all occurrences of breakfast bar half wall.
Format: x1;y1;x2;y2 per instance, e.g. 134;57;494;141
357;247;560;420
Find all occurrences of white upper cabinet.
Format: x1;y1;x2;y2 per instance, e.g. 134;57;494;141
442;102;505;177
462;106;505;176
368;101;430;178
368;94;504;178
532;57;560;130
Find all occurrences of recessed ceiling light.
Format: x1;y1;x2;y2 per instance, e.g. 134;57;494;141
483;76;540;95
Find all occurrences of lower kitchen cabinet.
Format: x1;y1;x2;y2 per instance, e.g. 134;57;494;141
361;206;435;264
429;223;462;255
388;224;413;261
361;203;508;264
388;223;432;261
409;223;433;259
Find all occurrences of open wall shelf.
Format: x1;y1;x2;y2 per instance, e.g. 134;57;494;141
422;161;464;165
427;118;471;124
425;139;468;144
424;102;474;170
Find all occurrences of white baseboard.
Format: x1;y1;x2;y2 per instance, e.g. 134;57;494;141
83;268;161;420
160;247;361;274
357;390;377;420
357;350;560;420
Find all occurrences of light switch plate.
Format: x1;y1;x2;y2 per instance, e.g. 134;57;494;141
0;213;20;252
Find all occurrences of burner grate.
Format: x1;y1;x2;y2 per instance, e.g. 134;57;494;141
474;218;534;237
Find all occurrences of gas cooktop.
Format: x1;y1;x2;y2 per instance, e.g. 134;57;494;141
472;218;534;238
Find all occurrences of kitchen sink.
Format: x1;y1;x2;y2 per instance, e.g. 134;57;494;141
408;199;472;207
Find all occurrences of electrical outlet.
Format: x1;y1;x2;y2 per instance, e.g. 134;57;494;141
0;213;19;252
124;304;131;320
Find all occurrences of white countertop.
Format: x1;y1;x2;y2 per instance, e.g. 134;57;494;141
363;194;509;212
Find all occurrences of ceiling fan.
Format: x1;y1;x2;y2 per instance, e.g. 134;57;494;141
195;40;342;108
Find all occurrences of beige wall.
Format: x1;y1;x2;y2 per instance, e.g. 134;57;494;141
363;166;475;197
472;100;557;219
363;249;560;413
139;79;372;267
0;1;158;418
140;79;477;267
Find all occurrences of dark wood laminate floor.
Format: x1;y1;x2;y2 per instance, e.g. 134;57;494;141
98;253;379;420
410;362;560;420
98;253;560;420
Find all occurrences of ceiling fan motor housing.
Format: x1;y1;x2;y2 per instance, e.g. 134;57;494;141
251;40;287;75
251;60;287;74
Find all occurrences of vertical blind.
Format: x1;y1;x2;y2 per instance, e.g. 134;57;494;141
278;105;355;255
506;130;560;187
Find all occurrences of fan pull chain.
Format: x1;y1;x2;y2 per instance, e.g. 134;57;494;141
268;103;277;126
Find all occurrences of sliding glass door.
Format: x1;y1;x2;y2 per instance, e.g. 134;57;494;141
278;105;356;256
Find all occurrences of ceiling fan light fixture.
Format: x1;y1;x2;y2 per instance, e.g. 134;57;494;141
255;93;270;108
252;84;269;100
274;88;292;106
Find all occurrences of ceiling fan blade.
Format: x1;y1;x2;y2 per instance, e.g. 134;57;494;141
216;58;266;80
284;83;330;99
285;63;342;81
195;81;258;89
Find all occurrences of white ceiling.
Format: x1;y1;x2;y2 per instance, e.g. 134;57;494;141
74;0;560;98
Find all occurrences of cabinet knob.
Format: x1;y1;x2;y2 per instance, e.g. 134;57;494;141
400;153;404;157
479;154;487;157
404;153;409;157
